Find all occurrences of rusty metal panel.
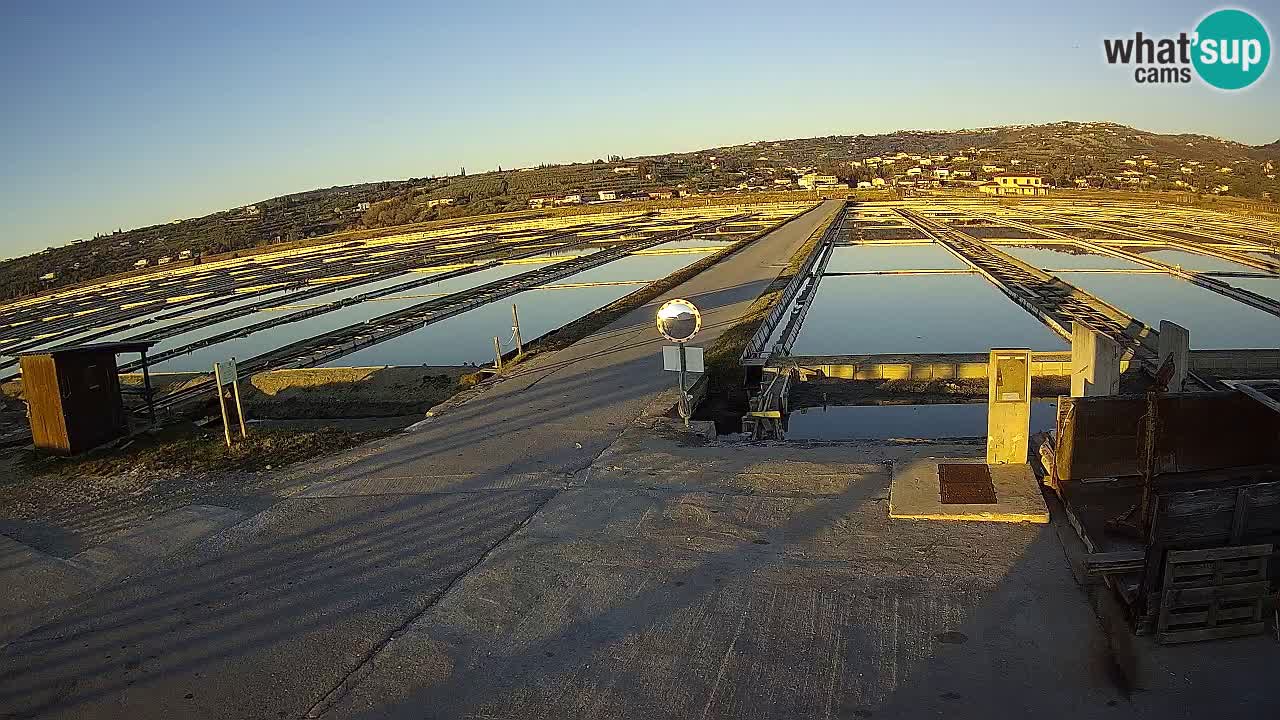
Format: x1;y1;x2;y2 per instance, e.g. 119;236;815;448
19;353;70;454
938;463;998;504
1057;393;1280;481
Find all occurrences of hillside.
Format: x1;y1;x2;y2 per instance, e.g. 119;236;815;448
7;121;1279;301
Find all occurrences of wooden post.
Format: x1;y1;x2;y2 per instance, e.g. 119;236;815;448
493;336;503;370
1139;391;1159;533
140;348;156;424
511;304;523;357
213;362;232;448
230;357;248;439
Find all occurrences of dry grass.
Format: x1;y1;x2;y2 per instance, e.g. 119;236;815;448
24;424;390;479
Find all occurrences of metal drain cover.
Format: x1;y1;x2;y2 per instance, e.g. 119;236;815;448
938;463;997;504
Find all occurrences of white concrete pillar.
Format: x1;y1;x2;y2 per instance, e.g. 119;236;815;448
1070;321;1120;397
1157;320;1190;392
988;349;1033;465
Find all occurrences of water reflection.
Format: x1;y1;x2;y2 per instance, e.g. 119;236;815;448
790;275;1066;355
1058;272;1280;349
1228;277;1280;303
1133;249;1255;274
993;244;1142;270
825;244;968;272
786;401;1057;441
150;250;708;371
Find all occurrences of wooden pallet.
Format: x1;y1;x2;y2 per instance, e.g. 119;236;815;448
1156;544;1273;644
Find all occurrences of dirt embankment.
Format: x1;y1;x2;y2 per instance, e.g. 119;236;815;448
0;365;482;554
790;377;1068;407
231;366;478;418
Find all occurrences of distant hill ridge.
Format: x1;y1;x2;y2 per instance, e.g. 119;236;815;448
6;120;1278;301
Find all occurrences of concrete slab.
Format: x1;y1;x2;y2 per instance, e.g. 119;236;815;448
321;460;1121;719
0;535;97;645
0;492;553;720
1;505;248;646
68;505;248;577
889;457;1049;523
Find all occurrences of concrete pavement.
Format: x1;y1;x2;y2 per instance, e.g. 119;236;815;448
0;200;842;719
7;194;1270;720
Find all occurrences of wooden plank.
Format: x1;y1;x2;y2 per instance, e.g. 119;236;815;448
1165;581;1271;604
1158;623;1266;644
1163;605;1260;626
19;354;69;454
1236;383;1280;415
1085;550;1146;577
1231;488;1250;543
1167;544;1274;563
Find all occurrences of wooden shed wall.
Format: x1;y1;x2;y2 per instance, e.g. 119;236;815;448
19;354;69;453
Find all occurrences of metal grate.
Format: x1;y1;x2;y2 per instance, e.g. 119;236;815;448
938;463;997;504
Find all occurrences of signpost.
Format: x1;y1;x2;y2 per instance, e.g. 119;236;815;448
212;357;248;447
656;299;702;426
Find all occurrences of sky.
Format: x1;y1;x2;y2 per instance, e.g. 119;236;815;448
2;0;1278;259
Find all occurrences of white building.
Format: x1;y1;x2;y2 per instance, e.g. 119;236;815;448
797;173;839;189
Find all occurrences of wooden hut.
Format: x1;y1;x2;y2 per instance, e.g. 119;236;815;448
17;341;157;455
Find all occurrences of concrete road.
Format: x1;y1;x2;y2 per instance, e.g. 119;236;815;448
0;200;842;719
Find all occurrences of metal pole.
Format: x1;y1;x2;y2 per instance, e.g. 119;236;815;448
678;342;689;427
213;362;232;448
511;304;523;356
493;336;503;370
140;349;156;424
230;357;248;439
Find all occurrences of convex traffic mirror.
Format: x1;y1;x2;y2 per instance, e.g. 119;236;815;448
656;299;701;343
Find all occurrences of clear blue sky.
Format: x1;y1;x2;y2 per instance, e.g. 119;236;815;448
2;0;1277;258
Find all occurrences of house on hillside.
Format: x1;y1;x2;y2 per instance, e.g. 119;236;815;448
978;174;1049;196
597;190;617;201
797;173;839;189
